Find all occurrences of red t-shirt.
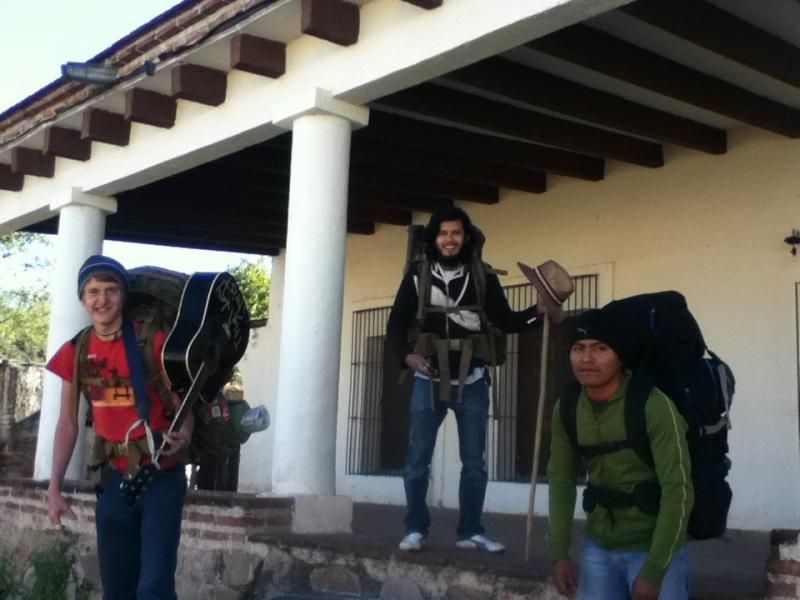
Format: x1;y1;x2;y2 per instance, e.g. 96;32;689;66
47;325;175;472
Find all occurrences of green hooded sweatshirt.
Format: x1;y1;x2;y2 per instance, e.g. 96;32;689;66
547;372;694;585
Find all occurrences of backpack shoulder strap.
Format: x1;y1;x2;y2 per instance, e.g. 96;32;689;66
136;317;175;414
625;375;656;468
415;257;431;323
470;256;487;309
559;381;582;449
71;325;93;422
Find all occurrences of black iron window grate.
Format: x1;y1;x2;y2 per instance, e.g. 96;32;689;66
345;274;598;479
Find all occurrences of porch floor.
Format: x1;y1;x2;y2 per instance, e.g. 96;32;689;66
265;502;769;600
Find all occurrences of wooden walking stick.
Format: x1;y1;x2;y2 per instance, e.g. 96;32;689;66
516;260;574;562
525;311;551;561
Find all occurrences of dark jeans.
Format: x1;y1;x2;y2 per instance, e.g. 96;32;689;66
403;375;489;539
95;466;186;600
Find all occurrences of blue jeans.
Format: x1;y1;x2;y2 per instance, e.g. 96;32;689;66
578;536;690;600
403;375;489;538
95;466;186;600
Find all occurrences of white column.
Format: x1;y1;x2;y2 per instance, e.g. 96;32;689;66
33;189;117;480
271;91;368;498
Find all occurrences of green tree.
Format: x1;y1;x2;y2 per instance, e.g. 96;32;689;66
0;232;53;362
0;288;51;362
229;257;270;321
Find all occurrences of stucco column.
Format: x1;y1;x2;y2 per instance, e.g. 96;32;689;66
34;189;117;480
271;91;369;499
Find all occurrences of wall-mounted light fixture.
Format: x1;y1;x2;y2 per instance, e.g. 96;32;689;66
784;229;800;256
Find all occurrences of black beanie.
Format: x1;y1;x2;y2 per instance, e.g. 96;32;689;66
569;309;628;365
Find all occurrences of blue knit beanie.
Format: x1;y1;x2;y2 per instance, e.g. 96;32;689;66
77;255;129;299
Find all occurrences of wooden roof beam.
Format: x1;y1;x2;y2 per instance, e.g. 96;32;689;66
621;0;800;89
301;0;359;46
402;0;443;8
361;110;604;181
82;109;131;146
528;24;800;138
12;147;54;178
441;57;726;154
125;88;177;129
109;226;285;255
348;187;453;213
0;164;23;191
349;161;499;204
231;35;286;78
350;136;546;194
44;127;91;161
375;83;664;167
172;64;227;106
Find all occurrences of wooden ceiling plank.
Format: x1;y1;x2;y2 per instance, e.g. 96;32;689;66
350;161;499;204
621;0;800;89
402;0;443;8
172;64;227;106
350;136;546;194
82;109;131;146
362;110;604;181
174;165;290;194
44;127;91;161
375;83;664;167
347;220;375;235
125;88;177;129
11;147;54;177
442;57;726;154
0;164;23;191
107;218;287;247
348;187;452;213
301;0;359;47
231;34;286;78
349;202;412;226
24;218;286;254
529;24;800;138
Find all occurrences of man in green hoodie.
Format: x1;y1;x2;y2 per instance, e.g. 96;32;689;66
547;309;694;600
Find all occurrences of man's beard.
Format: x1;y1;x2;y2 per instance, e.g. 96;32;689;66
435;249;465;268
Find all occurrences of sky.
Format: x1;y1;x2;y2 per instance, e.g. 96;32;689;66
1;1;269;284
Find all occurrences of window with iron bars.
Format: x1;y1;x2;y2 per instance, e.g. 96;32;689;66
345;274;598;480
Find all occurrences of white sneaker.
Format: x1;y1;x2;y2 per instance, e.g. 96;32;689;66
399;531;426;551
455;534;506;553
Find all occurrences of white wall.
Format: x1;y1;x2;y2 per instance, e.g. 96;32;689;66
237;255;283;493
336;125;800;531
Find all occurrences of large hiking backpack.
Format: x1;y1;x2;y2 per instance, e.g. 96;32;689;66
75;266;255;461
561;291;735;540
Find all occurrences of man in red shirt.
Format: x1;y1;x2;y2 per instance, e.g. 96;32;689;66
46;255;192;600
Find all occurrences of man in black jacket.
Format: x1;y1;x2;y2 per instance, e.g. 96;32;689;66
387;206;570;552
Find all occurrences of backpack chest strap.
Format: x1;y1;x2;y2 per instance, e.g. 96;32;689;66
577;438;635;460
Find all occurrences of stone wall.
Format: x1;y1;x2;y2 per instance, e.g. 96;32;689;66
0;477;564;599
0;360;43;477
766;530;800;599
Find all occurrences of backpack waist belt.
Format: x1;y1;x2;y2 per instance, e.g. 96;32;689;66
414;332;502;404
583;480;661;516
90;434;160;476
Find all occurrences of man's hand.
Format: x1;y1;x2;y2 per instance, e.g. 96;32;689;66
47;487;76;527
632;577;660;600
552;559;577;597
405;353;437;377
161;429;191;457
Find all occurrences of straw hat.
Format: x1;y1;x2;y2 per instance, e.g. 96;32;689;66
517;260;574;324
